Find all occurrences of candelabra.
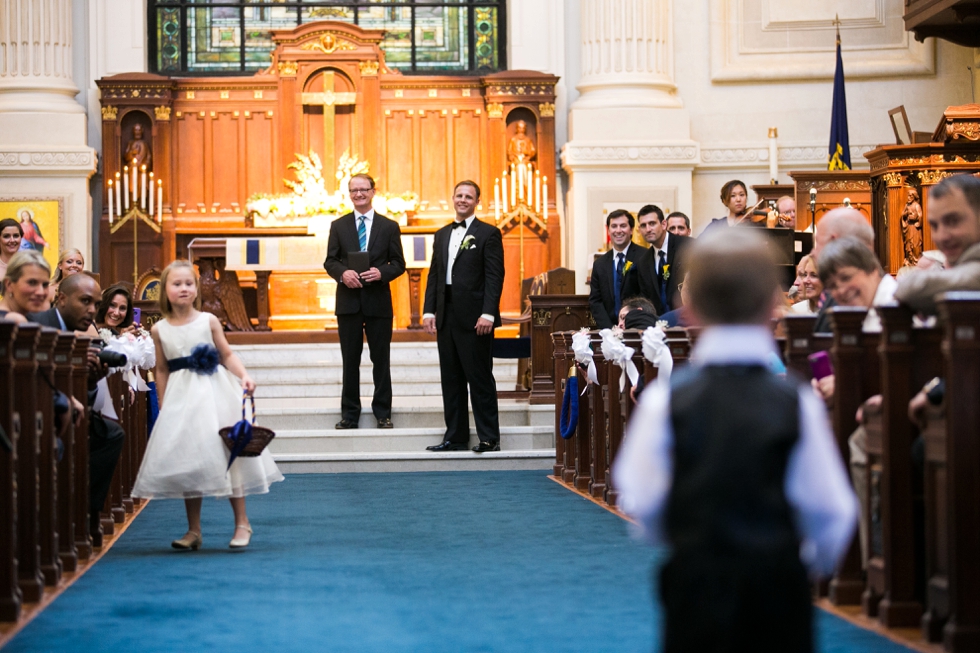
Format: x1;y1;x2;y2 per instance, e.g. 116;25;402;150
493;161;549;294
107;158;164;284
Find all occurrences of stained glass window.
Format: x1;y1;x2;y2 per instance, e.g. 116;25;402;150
150;2;506;75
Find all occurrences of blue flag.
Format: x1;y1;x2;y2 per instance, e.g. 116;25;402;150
828;31;851;170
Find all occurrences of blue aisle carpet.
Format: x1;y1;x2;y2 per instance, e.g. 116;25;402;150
8;471;913;652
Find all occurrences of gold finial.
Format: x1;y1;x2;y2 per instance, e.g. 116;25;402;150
833;14;841;45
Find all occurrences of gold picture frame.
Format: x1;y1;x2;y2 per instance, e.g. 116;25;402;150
0;197;65;273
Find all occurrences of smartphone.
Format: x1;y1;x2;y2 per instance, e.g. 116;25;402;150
808;351;833;380
132;307;142;325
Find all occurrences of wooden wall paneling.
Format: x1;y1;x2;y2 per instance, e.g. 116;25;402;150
102;115;119;206
203;110;214;210
887;183;909;275
384;110;414;195
420;111;449;207
175;112;206;214
279;74;298;195
155;111;172;210
453;110;483;188
211;111;240;213
360;68;381;178
244;111;276;197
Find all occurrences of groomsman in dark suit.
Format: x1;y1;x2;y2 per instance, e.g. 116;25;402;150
588;209;644;328
324;174;406;429
422;181;505;453
635;204;692;315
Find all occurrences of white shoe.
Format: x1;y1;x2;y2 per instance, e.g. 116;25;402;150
229;524;252;549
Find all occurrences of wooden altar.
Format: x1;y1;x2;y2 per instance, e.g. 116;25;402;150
96;21;560;330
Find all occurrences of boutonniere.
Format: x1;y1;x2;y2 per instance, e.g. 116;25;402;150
460;235;476;251
622;260;634;275
662;264;670;281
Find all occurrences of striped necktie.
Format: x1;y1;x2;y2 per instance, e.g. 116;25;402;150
357;216;367;251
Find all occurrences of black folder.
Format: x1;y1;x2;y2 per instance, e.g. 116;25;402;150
348;251;370;275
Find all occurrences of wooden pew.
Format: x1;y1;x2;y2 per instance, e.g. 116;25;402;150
35;328;62;587
12;324;43;602
71;336;94;556
782;314;831;378
601;342;626;507
572;344;594;494
936;292;980;651
0;321;21;622
53;333;78;573
588;331;608;500
552;331;570;479
528;294;591;404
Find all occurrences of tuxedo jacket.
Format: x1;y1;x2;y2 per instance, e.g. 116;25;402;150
324;212;406;318
423;218;504;331
588;245;645;329
635;233;693;315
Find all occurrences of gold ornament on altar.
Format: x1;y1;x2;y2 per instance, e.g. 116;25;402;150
359;61;380;76
301;33;357;55
101;106;118;121
154;106;171;121
278;61;298;77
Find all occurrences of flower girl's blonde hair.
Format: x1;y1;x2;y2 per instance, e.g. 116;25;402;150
158;260;201;317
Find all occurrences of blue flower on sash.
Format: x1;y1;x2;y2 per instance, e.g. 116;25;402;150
187;344;220;374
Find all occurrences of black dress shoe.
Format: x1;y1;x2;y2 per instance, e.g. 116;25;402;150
377;418;394;429
426;441;468;452
335;419;358;430
472;441;500;453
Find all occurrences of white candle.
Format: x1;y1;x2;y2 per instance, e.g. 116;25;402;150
768;127;778;183
502;173;509;213
535;171;542;213
543;177;548;223
107;179;114;224
149;172;155;216
494;179;501;223
114;172;122;215
510;164;516;200
141;165;147;209
518;165;524;201
525;164;532;208
157;180;163;223
131;159;138;200
123;166;129;209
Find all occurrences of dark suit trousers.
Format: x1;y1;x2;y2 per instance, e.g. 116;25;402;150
437;295;500;445
89;414;124;519
338;312;393;421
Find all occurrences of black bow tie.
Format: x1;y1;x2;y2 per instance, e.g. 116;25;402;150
452;220;467;229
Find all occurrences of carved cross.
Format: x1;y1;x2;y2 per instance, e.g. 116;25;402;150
552;277;568;293
300;71;356;187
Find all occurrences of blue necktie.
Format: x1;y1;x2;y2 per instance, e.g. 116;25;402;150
657;250;667;309
357;216;367;251
613;252;624;316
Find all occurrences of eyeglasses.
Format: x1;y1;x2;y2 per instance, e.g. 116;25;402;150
349;188;373;196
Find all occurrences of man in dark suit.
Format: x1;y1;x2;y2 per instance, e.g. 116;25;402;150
634;204;693;315
589;209;644;328
422;181;505;453
324;174;406;429
29;273;122;540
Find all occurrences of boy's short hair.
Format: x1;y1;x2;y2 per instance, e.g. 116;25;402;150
606;209;635;230
637;205;664;222
666;211;690;229
816;236;882;286
621;295;657;314
453;180;481;200
686;228;779;325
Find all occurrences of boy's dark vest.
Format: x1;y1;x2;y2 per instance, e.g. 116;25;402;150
665;364;801;558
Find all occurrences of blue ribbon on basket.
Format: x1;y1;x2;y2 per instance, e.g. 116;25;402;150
225;391;255;471
559;375;579;440
167;344;220;375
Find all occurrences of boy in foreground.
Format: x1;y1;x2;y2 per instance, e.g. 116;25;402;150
614;229;857;653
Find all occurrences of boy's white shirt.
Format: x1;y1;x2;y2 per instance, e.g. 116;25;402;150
613;325;858;576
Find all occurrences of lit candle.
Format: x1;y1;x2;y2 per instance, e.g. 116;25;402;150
543;177;548;223
149;172;155;216
768;127;778;183
141;165;147;209
535;170;542;213
494;179;501;223
157;179;163;223
131;159;138;200
107;179;114;224
525;164;532;208
518;165;524;201
122;166;129;209
114;172;121;215
510;164;516;200
502;172;509;213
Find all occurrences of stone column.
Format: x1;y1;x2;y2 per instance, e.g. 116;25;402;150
0;0;97;262
561;0;697;287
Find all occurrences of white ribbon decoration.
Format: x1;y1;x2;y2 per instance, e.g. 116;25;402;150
571;328;598;387
600;328;639;392
642;325;673;387
103;333;157;393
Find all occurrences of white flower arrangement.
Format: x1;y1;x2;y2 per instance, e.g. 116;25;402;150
102;331;156;392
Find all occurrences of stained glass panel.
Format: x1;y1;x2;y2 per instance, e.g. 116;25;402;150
150;2;504;75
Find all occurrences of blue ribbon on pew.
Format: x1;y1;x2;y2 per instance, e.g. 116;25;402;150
559;376;579;440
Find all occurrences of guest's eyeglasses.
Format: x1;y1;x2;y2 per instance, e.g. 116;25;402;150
349;188;373;196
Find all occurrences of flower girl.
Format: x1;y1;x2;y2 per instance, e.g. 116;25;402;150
132;260;283;549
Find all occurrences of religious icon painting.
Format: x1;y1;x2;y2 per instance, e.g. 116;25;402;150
0;198;63;273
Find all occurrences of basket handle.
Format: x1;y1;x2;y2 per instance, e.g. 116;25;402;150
241;390;257;426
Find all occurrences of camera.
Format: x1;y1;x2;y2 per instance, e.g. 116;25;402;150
91;340;128;367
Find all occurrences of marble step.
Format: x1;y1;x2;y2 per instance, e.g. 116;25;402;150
272;449;555;474
268;425;555;455
257;399;553;430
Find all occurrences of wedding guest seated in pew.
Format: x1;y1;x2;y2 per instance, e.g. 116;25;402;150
96;283;137;336
48;248;85;306
29;273;125;539
811;208;875;333
789;255;822;315
617;296;660;330
0;218;24;279
0;249;51;324
615;228;857;653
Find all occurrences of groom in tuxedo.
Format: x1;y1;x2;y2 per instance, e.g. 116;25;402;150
324;174;406;429
423;181;505;453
